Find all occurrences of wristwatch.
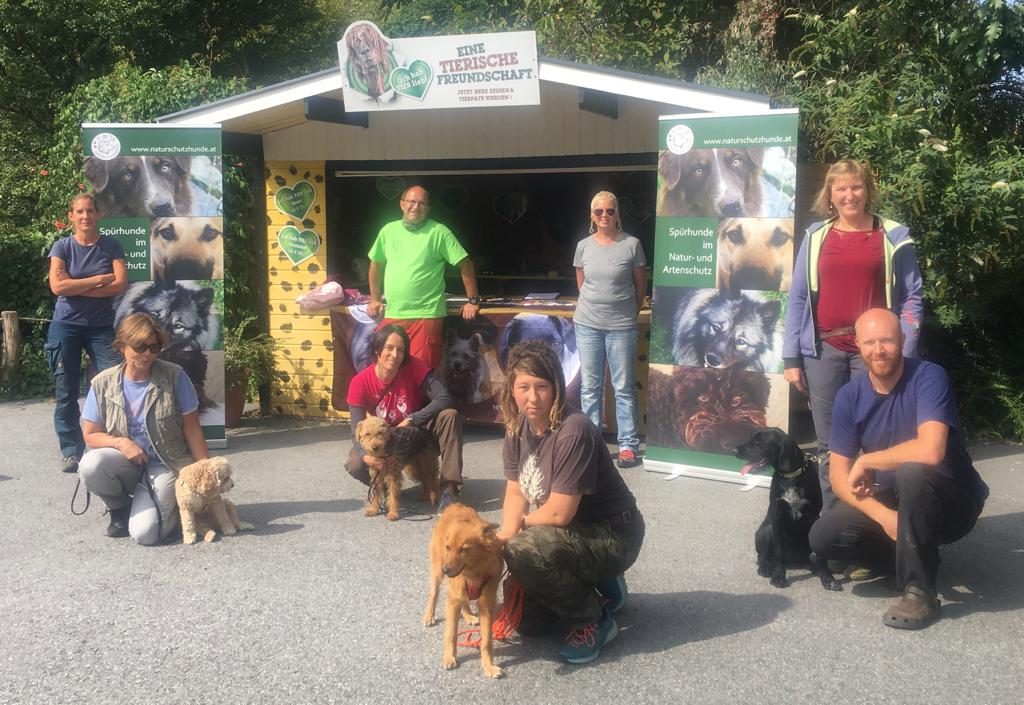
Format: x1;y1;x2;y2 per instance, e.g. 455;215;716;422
468;296;480;306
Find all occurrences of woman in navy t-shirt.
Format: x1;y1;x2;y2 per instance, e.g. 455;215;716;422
46;193;127;472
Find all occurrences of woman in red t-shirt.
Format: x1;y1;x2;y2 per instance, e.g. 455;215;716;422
782;159;923;513
344;323;464;512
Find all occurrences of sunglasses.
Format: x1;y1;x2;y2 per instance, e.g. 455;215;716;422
130;343;161;354
593;208;616;217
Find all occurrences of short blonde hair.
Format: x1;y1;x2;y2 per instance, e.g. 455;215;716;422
812;159;879;217
69;193;98;212
114;312;167;352
589;190;622;232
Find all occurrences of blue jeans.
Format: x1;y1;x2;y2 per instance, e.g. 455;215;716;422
574;322;639;451
45;322;122;458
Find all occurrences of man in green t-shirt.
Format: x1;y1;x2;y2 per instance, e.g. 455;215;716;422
367;185;481;369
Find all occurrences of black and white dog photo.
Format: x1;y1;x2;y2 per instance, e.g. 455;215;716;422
498;314;580;390
671;288;782;373
115;281;220;409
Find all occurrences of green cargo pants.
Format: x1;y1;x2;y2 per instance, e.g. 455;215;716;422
504;510;645;629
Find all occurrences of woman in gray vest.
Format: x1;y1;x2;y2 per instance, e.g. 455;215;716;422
78;313;209;544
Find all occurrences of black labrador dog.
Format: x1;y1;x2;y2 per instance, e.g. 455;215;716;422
736;428;840;591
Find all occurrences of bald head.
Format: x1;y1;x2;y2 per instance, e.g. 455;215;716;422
399;186;431;227
855;308;900;341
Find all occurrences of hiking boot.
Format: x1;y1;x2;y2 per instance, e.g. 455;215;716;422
559;607;618;664
106;505;131;538
616;448;641;469
882;585;940;630
597;574;628;614
61;455;80;474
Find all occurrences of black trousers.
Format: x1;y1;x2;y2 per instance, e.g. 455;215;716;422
808;464;982;593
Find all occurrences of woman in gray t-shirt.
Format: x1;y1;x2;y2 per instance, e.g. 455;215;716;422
572;191;647;468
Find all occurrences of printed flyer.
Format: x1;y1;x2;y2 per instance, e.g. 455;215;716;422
645;110;799;486
81;123;226;445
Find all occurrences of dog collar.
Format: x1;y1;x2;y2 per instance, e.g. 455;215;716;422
781;468;804;479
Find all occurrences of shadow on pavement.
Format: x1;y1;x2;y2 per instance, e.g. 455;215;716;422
237;498;362;526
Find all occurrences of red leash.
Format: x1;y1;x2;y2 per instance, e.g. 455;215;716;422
457;573;526;648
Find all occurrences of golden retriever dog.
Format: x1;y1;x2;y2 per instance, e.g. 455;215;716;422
151;217;224;283
717;217;794;292
175;457;253;544
423;503;504;678
345;21;392;99
356;416;440;521
658;148;764;217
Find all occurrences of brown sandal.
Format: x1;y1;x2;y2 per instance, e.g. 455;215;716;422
882;585;940;629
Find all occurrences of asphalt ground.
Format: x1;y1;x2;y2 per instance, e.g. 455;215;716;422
2;399;1022;705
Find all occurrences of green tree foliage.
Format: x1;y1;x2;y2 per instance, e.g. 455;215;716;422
379;0;735;76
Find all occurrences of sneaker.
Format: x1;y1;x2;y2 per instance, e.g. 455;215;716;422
435;490;457;517
597;574;628;614
106;505;131;538
616;448;641;469
559;608;619;664
883;585;940;630
61;455;80;474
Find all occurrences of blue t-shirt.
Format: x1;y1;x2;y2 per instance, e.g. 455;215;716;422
48;235;125;327
82;372;199;466
830;358;988;503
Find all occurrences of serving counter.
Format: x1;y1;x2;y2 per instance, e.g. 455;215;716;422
329;297;651;431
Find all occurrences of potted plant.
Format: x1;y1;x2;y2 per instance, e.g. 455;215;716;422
223;316;278;426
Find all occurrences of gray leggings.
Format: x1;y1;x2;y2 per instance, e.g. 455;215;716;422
802;343;866;508
78;448;179;545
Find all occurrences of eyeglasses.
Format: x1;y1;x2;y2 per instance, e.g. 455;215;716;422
401;199;429;207
130;343;161;354
593;208;616;217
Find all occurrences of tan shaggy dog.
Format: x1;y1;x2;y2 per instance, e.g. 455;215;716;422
423;503;505;678
175;457;253;544
345;22;392;99
356;416;440;521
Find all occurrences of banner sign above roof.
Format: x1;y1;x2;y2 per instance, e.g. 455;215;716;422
337;22;540;112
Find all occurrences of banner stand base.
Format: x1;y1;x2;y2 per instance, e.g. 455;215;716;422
644;459;769;490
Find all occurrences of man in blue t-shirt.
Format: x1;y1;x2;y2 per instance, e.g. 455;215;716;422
809;309;988;630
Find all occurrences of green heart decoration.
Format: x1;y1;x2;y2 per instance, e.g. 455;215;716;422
391;60;433;101
278;225;321;266
275;181;316;220
376;176;406;201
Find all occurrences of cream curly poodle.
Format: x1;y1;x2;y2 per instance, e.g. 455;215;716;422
175;456;253;544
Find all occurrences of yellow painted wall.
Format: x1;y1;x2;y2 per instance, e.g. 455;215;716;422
265;161;343;418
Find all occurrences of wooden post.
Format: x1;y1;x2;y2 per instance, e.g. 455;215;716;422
1;311;21;384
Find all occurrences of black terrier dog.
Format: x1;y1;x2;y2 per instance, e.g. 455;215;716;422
736;428;840;590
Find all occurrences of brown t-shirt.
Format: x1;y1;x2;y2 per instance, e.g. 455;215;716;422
502;411;637;523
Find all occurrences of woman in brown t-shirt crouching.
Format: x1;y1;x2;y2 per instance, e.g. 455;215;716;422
496;340;645;665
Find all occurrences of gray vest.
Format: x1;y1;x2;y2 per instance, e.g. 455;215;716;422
90;359;193;471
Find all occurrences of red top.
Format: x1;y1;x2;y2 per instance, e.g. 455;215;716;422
346;356;430;424
815;226;886;352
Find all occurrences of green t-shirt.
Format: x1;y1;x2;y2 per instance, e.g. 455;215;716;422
368;218;468;319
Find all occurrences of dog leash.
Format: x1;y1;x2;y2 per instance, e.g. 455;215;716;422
457;572;526;648
70;478;91;515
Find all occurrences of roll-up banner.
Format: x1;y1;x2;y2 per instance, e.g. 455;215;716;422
646;110;799;486
81;123;226;447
